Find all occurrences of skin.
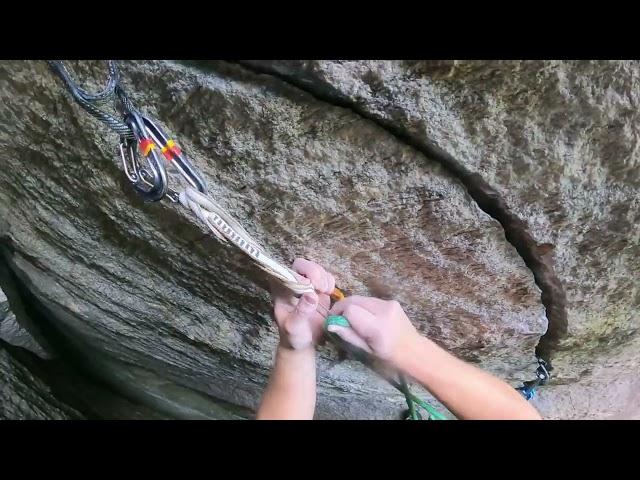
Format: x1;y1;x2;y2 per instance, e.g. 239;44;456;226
256;259;542;420
255;258;335;420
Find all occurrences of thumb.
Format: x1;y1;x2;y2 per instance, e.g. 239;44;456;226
283;292;318;350
288;292;318;327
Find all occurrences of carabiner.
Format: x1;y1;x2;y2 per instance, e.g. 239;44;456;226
124;111;168;202
534;358;550;385
516;357;551;400
141;115;207;193
119;139;139;183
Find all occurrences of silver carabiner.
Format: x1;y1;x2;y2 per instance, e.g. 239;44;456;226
119;138;140;183
123;112;168;202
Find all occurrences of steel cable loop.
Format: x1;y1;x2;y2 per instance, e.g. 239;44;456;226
47;60;134;138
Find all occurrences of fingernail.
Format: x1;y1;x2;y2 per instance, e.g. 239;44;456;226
298;293;317;312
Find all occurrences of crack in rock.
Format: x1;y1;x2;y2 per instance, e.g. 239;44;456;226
233;60;568;365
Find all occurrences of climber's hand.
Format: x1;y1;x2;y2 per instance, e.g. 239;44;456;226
270;258;336;350
327;296;419;366
328;296;543;421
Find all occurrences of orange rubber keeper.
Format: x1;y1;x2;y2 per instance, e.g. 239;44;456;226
161;139;181;160
139;138;155;156
330;287;345;302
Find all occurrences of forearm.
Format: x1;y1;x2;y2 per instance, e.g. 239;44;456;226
396;336;542;420
256;345;316;420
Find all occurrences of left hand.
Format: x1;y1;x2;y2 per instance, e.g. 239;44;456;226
270;258;336;350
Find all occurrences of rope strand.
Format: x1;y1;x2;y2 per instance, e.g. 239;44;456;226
179;187;314;295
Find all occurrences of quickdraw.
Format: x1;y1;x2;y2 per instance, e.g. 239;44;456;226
516;357;551;400
119;112;208;203
48;60;206;204
120;111;168;202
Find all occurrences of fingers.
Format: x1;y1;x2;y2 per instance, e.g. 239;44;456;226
289;292;319;323
293;258;335;295
317;291;331;316
273;300;293;325
326;272;336;296
329;295;388;317
326;325;373;353
283;291;319;349
270;259;337;342
309;308;327;345
271;275;311;306
271;258;335;309
329;303;378;340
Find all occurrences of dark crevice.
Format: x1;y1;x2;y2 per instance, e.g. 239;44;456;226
232;60;568;366
0;337;85;419
0;239;252;419
0;244;151;419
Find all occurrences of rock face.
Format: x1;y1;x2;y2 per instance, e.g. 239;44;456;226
0;60;637;419
1;291;50;359
1;285;80;419
0;275;209;420
0;340;83;420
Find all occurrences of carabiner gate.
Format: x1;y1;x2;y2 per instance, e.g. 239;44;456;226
119;111;206;202
123;111;168;202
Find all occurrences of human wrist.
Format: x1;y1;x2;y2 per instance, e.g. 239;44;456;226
273;344;316;389
276;341;316;358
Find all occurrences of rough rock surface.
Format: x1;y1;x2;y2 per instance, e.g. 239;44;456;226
0;60;637;419
0;331;179;420
1;286;79;419
0;340;83;420
0;281;203;420
1;297;50;359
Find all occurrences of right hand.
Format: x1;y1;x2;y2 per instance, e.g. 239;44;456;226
327;296;420;366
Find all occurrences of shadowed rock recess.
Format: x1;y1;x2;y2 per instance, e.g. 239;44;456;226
0;60;637;419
